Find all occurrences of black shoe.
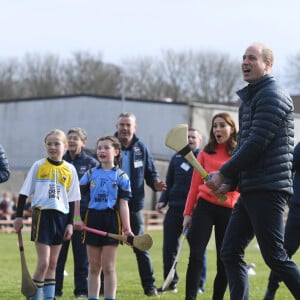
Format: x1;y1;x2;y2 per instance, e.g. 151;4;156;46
145;287;160;297
263;289;275;300
157;285;178;293
54;291;62;297
99;286;104;296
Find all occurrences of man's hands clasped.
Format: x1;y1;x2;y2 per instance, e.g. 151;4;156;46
205;171;230;202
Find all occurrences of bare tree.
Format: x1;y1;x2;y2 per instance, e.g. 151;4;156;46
122;50;242;103
62;52;121;96
121;56;170;100
186;51;242;103
0;50;243;103
159;50;191;101
19;53;63;98
0;59;20;99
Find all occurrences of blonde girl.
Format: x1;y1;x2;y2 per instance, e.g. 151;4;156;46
14;129;81;300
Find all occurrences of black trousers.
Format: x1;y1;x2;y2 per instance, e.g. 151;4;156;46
55;230;88;296
265;202;300;295
163;207;206;288
130;210;156;294
221;191;300;300
185;199;232;300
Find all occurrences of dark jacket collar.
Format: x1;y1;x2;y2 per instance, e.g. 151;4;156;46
114;132;139;150
63;150;84;161
237;74;275;103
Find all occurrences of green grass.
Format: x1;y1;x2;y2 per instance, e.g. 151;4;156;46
0;230;299;299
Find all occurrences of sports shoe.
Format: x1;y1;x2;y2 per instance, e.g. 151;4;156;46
157;285;178;294
75;294;87;299
198;287;205;294
145;287;160;297
99;286;104;296
263;289;275;300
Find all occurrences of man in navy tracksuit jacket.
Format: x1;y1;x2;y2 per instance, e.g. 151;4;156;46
115;112;166;297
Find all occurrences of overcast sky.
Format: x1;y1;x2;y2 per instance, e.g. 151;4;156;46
1;0;299;89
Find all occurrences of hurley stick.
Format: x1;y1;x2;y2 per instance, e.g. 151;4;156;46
17;231;37;297
165;124;226;202
83;226;153;251
161;229;188;290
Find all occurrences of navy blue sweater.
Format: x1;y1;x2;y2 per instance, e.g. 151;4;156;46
0;144;10;183
159;149;200;211
63;150;98;216
116;134;160;212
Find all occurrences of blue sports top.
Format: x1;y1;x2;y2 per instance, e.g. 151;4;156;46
80;166;132;210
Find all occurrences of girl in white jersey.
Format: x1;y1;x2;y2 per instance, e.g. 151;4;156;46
14;129;81;300
74;135;133;300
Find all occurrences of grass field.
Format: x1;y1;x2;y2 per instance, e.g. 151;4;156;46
0;230;299;299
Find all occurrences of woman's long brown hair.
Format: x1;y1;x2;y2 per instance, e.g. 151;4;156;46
203;112;238;155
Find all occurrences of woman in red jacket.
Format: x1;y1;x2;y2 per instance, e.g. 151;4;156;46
183;112;239;300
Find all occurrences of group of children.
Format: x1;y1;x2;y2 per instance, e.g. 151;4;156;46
13;129;132;300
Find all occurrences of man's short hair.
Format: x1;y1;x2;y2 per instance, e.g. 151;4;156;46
117;112;136;124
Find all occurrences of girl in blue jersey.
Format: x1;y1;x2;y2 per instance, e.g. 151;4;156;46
75;135;133;300
13;129;81;300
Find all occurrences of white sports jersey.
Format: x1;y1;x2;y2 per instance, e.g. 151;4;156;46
20;158;81;214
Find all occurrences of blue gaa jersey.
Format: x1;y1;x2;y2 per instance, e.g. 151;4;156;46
80;167;132;210
20;158;81;214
